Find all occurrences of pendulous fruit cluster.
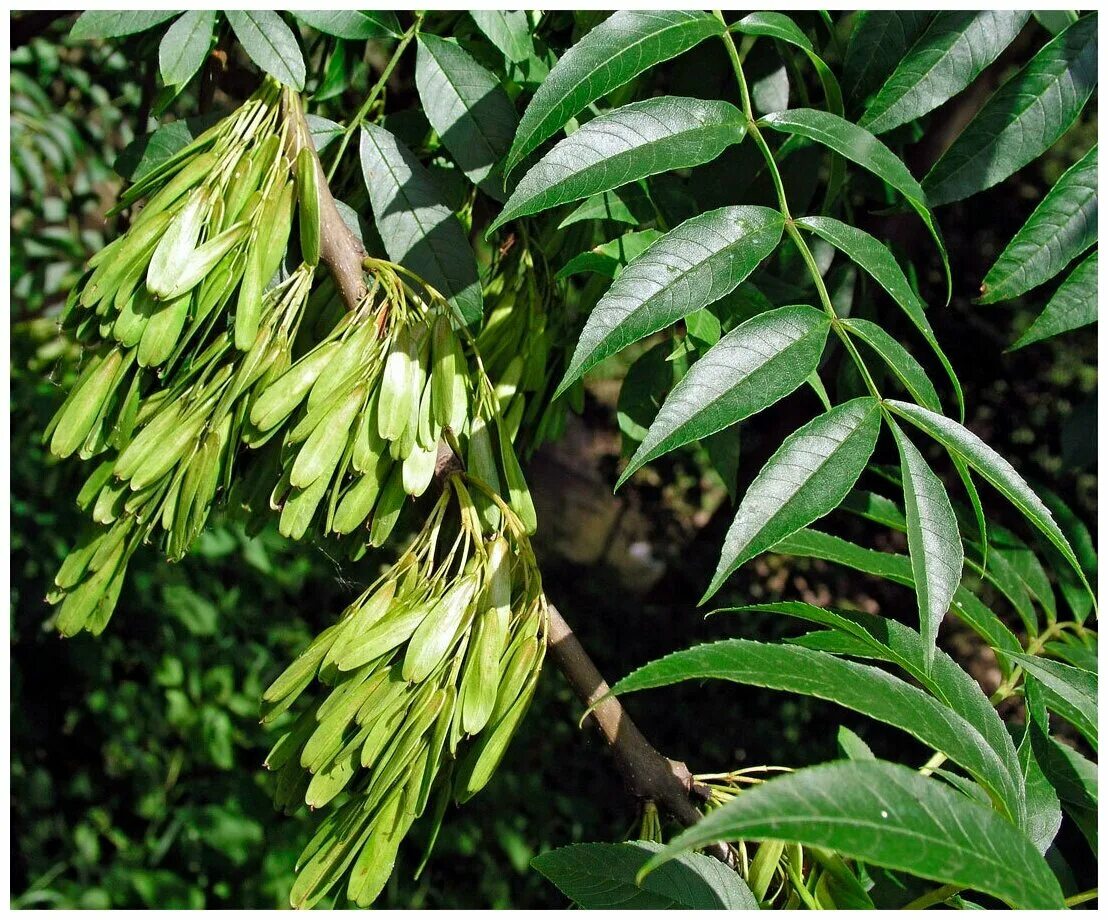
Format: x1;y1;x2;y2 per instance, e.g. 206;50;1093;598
43;78;550;909
262;476;547;908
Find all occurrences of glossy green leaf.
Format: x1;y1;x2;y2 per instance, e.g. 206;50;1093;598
225;10;306;91
842;12;932;107
887;400;1091;599
980;145;1097;303
115;115;219;182
490;96;746;235
158;11;216;91
71;10;180;39
610;639;1023;822
1009;653;1097;750
1019;679;1064;854
773;528;1024;663
797;215;962;416
559;206;785;393
735;13;843;116
618;305;829;487
1011;251;1098;349
978;542;1039;634
415;34;518;199
1037;485;1098;583
924;14;1097;206
890;421;963;670
642;761;1063;909
532;841;757;909
470;10;534;64
359;125;483;324
735;600;1023;820
1035;10;1080;35
705;398;881;600
506;10;725;175
290;10;400;39
842;318;941;412
555;230;662;281
305;115;343;153
735;11;812;50
762;110;950;300
860;12;1030;135
558;184;655;228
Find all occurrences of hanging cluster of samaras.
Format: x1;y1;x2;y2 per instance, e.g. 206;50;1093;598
43;78;548;907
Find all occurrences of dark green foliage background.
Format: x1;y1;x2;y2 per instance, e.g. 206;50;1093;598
10;12;1096;909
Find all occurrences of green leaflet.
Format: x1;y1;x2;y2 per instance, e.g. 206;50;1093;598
860;12;1030;134
290;10;400;40
705;398;881;601
505;10;725;175
840;318;942;412
1008;653;1097;751
532;841;758;910
71;9;180;39
415;34;518;199
734;13;843;117
1011;251;1098;349
842;12;932;107
558;206;785;394
889;420;963;671
554;229;663;281
359;125;483;325
1016;681;1064;854
618;305;830;487
490;96;747;235
924;14;1098;206
225;11;306;91
641;761;1063;909
796;215;963;418
558;183;655;228
470;10;534;64
887;400;1093;602
772;528;1024;667
608;639;1023;824
733;600;1024;821
980;145;1097;303
158;10;216;91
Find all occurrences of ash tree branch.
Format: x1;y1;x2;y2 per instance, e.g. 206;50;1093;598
295;91;730;867
281;92;368;309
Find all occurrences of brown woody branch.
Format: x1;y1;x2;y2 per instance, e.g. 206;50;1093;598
546;604;733;864
281;92;368;309
296;89;729;866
